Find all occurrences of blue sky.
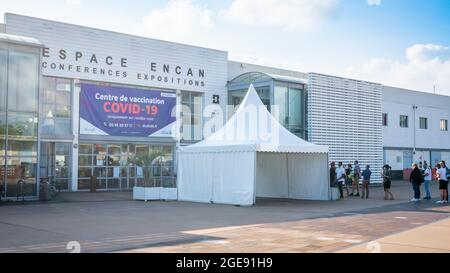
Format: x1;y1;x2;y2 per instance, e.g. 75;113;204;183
1;0;449;94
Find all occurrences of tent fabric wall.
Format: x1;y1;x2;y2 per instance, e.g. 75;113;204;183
287;153;330;201
255;153;330;201
256;153;289;198
178;151;256;206
177;152;214;203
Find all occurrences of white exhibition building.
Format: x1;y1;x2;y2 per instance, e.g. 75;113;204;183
0;13;449;204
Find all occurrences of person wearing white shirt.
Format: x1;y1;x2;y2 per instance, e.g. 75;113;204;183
436;163;449;204
335;162;348;199
423;166;432;200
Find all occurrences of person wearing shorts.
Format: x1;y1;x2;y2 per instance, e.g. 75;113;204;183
436;163;449;204
442;161;450;202
382;165;394;200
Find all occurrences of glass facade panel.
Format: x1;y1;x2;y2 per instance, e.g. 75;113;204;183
0;114;6;156
40;142;71;191
7;51;39;112
0;47;7;111
40;76;72;138
229;86;271;117
274;86;288;127
289;88;302;127
273;85;305;138
7;113;38;138
79;144;93;154
78;167;92;178
77;143;175;190
181;91;203;142
5;157;37;198
287;87;304;137
0;48;6;195
7;140;37;157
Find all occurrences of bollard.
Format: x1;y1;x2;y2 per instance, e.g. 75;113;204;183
90;176;97;193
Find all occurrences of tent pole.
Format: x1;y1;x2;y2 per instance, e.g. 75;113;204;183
253;152;257;206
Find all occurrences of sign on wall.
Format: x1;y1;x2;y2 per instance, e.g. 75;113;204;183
79;83;176;137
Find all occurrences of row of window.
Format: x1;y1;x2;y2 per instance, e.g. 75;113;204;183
383;113;448;131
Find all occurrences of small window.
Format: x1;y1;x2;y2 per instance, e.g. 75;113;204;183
400;115;409;128
441;119;448;131
419;117;428;129
382;113;388;126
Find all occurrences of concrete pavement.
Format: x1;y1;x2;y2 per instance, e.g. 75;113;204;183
339;217;450;253
0;181;448;253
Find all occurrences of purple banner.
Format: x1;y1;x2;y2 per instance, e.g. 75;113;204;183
80;83;176;137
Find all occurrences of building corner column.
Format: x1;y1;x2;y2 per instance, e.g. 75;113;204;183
71;79;81;192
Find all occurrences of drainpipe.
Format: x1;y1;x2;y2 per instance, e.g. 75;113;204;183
413;105;418;156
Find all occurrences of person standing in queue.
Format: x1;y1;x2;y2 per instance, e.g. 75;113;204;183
336;162;347;199
382;165;394;200
409;163;424;202
423;164;432;200
436;162;449;204
442;161;450;202
352;161;361;197
330;162;337;188
346;164;353;196
361;165;372;199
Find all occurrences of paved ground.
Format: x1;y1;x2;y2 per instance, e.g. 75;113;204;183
339;218;450;253
0;181;448;253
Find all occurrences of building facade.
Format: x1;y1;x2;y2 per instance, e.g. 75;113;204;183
0;13;449;200
382;86;450;178
1;13;228;199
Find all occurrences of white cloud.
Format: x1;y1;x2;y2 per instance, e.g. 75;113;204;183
141;0;213;45
367;0;381;6
344;44;450;95
220;0;338;31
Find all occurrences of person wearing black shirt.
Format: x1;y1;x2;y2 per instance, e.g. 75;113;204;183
330;162;337;188
409;163;424;202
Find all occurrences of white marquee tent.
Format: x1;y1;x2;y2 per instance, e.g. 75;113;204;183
177;85;330;206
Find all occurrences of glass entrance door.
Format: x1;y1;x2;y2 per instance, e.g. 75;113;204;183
40;142;71;191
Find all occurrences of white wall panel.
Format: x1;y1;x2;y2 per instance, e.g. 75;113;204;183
385;149;404;171
307;73;383;183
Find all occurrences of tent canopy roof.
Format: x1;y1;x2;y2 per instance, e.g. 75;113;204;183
180;85;328;154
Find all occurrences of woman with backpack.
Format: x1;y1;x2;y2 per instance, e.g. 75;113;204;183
409;163;424;202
